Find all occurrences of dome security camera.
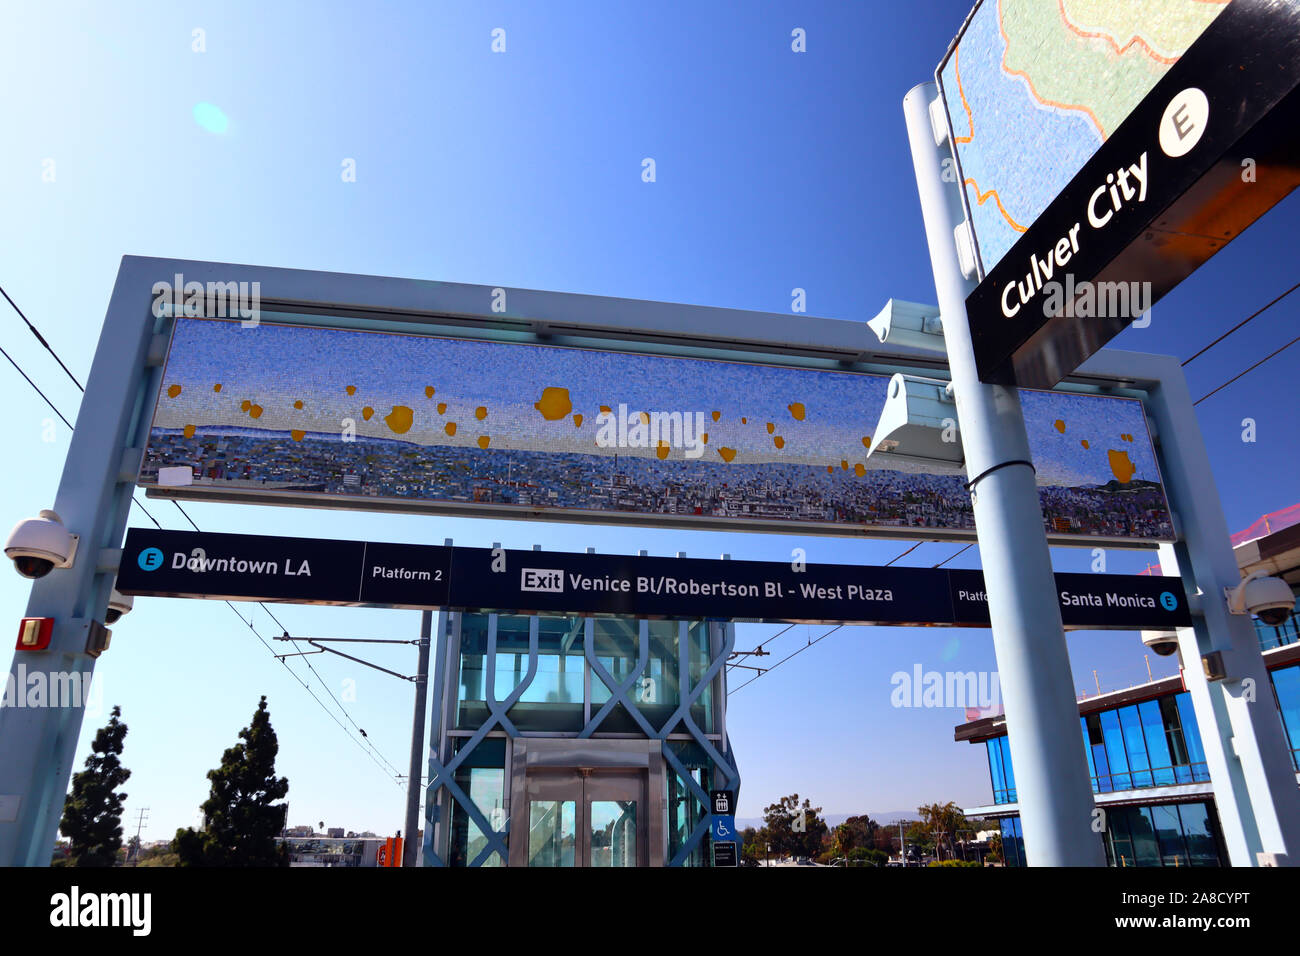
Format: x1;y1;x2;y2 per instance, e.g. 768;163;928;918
106;587;133;625
1141;629;1180;657
1226;570;1296;628
5;510;79;579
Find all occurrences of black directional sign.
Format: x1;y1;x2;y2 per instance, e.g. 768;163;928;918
117;529;451;609
955;0;1300;388
117;528;1191;630
712;842;738;868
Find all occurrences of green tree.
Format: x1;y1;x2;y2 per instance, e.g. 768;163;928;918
762;793;828;860
59;705;130;867
173;696;290;866
918;801;967;861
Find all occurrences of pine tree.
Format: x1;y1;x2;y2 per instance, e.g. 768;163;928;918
174;695;290;866
60;705;130;867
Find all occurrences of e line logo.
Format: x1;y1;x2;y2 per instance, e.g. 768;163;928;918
137;548;165;572
1159;591;1178;612
520;568;563;593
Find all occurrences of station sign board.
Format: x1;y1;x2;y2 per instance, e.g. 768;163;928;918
138;316;1176;544
116;529;1192;630
936;0;1300;387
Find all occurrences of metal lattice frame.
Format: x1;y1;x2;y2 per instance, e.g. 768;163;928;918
423;613;739;866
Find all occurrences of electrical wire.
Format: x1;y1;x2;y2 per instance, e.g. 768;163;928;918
1194;332;1300;406
1181;280;1300;367
728;625;845;695
0;282;85;391
0;289;404;783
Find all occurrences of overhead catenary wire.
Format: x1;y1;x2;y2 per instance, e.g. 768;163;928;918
1181;279;1300;367
0;286;405;784
0;283;86;391
1193;332;1300;406
728;625;845;695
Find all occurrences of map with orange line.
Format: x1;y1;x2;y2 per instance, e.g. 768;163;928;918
938;0;1228;274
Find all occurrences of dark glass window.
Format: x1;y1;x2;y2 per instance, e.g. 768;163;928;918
1177;802;1222;867
1150;804;1187;866
1126;807;1160;866
1000;817;1024;867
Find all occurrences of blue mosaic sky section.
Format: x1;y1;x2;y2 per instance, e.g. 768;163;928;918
153;318;1163;487
939;1;1102;273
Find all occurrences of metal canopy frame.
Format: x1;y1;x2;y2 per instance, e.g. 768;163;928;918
140;258;1171;547
1;254;1291;868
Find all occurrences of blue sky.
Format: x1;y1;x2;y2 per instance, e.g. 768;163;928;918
2;0;1298;840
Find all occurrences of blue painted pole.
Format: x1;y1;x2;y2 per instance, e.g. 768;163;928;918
904;83;1105;865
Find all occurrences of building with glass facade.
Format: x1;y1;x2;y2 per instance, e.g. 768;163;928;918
421;610;738;866
957;609;1300;867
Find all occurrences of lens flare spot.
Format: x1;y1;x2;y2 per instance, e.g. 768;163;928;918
249;404;263;419
345;385;357;396
362;406;374;421
212;384;222;393
192;102;229;134
478;435;490;449
656;442;670;460
766;422;775;434
425;386;435;399
293;400;304;410
445;422;458;436
841;460;848;471
639;411;650;426
437;402;447;415
240;400;251;412
475;406;488;420
291;429;305;442
573;414;583;428
183;424;196;438
854;463;866;477
166;384;182;398
1081;439;1090;449
862;436;872;449
600;405;612;414
718;447;737;463
773;436;785;449
788;402;806;421
711;410;721;422
1054;419;1066;434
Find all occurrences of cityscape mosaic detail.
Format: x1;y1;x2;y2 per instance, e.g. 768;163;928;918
139;318;1175;540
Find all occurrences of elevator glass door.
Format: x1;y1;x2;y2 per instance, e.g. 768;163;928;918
525;769;645;867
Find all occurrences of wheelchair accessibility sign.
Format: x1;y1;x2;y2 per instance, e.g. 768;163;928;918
711;815;736;842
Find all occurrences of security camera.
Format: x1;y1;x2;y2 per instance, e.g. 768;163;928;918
1226;570;1295;627
106;587;133;625
867;299;946;354
866;373;963;468
1140;629;1180;657
5;510;79;579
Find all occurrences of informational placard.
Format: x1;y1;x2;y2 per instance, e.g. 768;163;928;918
712;841;738;867
937;0;1300;387
138;317;1176;543
116;529;1192;630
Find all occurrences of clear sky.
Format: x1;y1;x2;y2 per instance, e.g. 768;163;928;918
2;0;1297;841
